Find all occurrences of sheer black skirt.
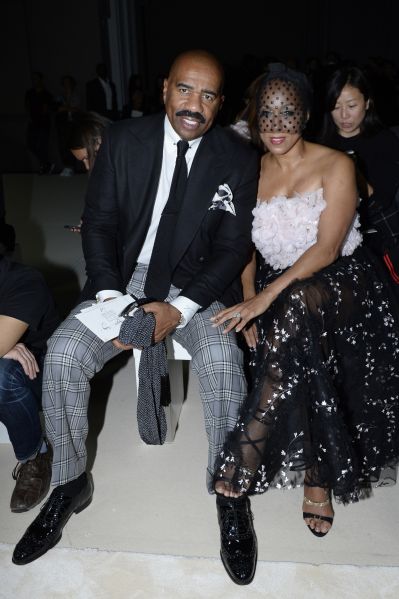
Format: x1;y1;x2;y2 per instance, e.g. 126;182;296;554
214;246;399;504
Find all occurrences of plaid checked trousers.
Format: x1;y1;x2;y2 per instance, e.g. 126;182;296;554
42;266;247;493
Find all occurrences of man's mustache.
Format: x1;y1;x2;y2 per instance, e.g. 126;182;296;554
176;110;206;124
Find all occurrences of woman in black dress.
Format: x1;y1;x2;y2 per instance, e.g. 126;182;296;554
212;64;399;547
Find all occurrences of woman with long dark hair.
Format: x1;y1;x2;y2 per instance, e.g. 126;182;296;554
318;65;399;298
69;111;111;173
63;111;111;234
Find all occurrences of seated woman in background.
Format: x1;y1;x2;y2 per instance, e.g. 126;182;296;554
317;65;399;300
65;112;111;303
65;111;111;233
229;74;265;144
211;64;399;562
69;111;111;174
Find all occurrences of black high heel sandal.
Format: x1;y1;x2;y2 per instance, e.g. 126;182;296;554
303;494;334;538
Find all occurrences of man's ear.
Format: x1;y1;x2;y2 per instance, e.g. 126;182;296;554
218;95;225;111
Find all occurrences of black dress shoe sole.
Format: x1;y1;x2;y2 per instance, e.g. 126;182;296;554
12;495;92;565
220;549;257;586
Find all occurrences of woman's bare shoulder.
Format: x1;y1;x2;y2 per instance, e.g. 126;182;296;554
306;141;353;170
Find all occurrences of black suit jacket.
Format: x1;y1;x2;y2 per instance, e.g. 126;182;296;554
81;113;259;308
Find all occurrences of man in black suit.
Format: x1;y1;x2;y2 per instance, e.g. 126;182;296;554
86;63;118;121
13;50;259;583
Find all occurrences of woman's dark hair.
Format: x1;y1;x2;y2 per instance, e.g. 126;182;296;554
68;111;111;170
246;63;313;151
319;65;383;142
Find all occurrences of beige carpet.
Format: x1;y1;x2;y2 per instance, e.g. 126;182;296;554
0;545;398;599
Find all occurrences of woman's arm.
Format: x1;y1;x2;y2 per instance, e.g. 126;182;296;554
240;250;258;347
241;250;256;300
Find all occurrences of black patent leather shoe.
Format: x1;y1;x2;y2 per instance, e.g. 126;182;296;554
216;494;257;585
12;475;93;565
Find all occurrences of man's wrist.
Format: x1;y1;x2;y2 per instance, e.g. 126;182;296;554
170;296;201;328
95;289;123;303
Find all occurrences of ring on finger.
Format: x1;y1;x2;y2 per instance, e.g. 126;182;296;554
232;312;241;320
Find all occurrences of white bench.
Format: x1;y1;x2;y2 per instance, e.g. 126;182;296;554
0;423;9;444
132;337;191;443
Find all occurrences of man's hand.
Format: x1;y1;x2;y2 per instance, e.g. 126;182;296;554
112;338;135;350
112;301;181;349
3;343;40;380
143;302;181;343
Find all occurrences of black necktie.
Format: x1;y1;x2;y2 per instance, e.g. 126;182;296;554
144;139;189;300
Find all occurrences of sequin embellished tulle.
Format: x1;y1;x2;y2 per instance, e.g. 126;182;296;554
214;191;399;504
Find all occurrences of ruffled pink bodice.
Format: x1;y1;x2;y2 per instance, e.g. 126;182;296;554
252;188;362;270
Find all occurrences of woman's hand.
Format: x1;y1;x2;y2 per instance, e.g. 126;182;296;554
242;322;258;349
210;291;272;336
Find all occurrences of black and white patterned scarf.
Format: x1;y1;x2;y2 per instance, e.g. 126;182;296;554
119;308;170;445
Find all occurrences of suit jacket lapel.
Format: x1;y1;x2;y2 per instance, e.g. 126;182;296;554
123;115;164;273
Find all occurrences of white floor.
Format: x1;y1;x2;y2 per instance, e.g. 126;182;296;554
1;175;399;597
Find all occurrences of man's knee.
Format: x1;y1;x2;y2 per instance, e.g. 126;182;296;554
46;319;95;365
0;358;26;400
198;337;244;375
46;327;72;357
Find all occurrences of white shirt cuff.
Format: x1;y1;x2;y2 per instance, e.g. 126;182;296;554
95;289;123;303
170;296;201;328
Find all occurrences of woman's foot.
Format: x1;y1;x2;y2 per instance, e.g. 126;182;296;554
215;479;242;498
302;485;334;537
214;461;256;498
